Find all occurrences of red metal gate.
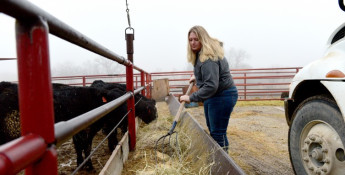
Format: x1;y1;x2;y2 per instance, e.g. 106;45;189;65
0;1;150;174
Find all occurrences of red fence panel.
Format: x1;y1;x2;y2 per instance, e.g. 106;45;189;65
15;16;57;175
149;67;302;101
0;134;46;175
0;0;151;174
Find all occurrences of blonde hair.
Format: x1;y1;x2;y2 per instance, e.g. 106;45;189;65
187;26;224;65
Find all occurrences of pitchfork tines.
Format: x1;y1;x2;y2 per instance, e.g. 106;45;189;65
154;82;194;164
154;124;180;163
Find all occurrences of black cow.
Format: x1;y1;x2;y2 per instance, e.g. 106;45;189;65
52;85;121;170
57;82;157;169
90;80;157;151
91;80;126;92
0;82;112;170
0;81;157;171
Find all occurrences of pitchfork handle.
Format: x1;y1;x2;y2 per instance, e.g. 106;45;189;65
173;82;194;122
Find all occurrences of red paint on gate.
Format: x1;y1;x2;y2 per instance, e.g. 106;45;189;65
15;18;57;174
0;134;46;175
141;72;146;96
126;64;136;150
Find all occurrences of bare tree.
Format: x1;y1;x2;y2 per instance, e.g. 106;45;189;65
51;61;84;76
50;57;127;85
93;57;125;75
52;57;125;77
226;47;251;69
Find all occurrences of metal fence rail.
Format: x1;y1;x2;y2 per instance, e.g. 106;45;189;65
46;67;301;101
150;67;301;101
0;0;149;174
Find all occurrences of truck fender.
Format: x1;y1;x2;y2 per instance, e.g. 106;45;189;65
321;80;345;122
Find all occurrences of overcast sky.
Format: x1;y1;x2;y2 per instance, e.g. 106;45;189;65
1;0;345;81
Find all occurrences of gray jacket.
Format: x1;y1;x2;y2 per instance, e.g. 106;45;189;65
189;57;235;102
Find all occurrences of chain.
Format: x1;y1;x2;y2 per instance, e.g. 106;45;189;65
126;0;131;28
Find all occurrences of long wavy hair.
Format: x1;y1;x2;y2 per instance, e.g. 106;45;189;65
187;25;224;66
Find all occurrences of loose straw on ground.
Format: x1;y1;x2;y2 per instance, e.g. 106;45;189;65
122;102;215;175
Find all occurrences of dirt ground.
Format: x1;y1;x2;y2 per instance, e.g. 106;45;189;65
57;132;112;175
186;105;294;175
57;102;294;175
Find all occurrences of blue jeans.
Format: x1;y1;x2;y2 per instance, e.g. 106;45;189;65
203;86;238;151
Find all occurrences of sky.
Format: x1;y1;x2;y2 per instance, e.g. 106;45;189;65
1;0;345;81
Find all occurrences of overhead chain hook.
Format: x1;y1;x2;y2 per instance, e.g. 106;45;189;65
125;0;133;31
125;0;134;62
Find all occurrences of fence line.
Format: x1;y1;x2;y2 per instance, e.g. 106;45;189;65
151;67;301;101
47;67;301;101
0;1;149;174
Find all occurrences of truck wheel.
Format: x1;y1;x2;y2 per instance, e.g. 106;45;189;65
289;96;345;175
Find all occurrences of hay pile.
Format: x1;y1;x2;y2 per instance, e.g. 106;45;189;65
122;102;214;175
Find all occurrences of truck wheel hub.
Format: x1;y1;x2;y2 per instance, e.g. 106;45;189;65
301;122;345;174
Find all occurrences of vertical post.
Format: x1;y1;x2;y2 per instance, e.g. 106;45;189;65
126;29;136;150
244;73;247;100
145;73;152;99
146;73;150;98
15;18;57;174
82;76;86;86
148;74;152;98
141;71;145;96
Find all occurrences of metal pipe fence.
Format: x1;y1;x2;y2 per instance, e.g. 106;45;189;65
150;67;301;101
47;67;301;101
0;0;149;174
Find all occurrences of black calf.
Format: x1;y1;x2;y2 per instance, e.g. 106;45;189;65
91;80;157;151
0;81;157;171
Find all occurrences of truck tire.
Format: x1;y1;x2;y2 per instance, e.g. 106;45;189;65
289;95;345;175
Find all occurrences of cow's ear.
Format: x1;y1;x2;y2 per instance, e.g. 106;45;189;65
98;89;109;103
146;106;151;114
102;96;107;103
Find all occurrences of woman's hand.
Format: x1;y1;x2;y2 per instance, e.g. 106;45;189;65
189;75;196;84
180;95;190;103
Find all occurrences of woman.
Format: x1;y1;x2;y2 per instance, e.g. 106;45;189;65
179;25;238;151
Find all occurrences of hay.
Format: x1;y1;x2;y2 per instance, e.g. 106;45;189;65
122;102;214;175
4;110;21;138
236;101;283;107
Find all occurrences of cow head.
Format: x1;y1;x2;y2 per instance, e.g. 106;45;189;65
135;96;157;124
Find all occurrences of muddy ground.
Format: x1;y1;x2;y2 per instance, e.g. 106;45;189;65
57;102;294;175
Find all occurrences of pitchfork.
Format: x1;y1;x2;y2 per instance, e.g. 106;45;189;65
155;82;194;163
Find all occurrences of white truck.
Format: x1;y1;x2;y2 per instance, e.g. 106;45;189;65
285;1;345;174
